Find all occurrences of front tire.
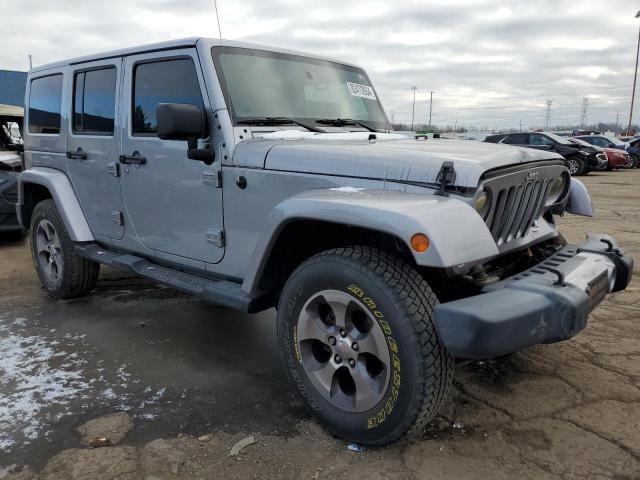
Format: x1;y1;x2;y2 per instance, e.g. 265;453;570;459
277;246;453;446
30;199;99;299
565;156;585;176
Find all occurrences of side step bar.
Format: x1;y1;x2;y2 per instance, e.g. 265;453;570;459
75;243;274;313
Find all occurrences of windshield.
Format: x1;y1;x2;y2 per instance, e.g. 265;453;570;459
545;132;574;145
212;47;390;130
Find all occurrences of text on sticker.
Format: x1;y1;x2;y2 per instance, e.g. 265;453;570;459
346;82;377;100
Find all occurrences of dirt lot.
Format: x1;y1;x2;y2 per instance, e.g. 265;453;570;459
1;170;639;480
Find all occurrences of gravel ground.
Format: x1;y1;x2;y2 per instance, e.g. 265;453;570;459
0;169;639;480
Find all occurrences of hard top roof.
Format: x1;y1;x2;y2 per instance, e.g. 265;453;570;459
30;37;361;74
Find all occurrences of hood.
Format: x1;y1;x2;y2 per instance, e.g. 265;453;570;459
239;131;564;188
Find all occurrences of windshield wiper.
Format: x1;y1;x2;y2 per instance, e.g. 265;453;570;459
315;118;378;132
237;117;324;133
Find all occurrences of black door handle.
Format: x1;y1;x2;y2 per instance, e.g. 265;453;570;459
119;151;146;165
66;148;87;160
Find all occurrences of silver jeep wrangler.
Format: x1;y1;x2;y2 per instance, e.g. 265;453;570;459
18;38;633;446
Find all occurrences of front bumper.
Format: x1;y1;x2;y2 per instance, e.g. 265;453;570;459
435;234;633;359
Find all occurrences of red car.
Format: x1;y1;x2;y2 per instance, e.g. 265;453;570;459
603;147;631;169
569;138;629;170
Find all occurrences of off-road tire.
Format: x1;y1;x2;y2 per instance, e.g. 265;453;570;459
30;199;99;299
565;156;585;176
277;246;453;446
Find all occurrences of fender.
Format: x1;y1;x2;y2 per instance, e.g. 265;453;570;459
18;167;94;242
566;177;593;217
242;188;499;294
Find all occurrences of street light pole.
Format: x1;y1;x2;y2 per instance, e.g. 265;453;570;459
428;91;434;129
411;86;417;131
627;10;640;136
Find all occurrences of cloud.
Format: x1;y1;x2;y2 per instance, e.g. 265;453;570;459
3;0;639;129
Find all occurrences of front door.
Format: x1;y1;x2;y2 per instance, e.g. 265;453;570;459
120;49;224;264
67;59;124;239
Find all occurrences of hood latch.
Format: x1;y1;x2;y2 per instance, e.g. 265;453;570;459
435;161;456;196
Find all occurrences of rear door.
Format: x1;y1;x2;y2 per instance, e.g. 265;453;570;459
120;49;224;263
67;59;124;239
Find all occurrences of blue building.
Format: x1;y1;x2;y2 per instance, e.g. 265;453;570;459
0;70;28;107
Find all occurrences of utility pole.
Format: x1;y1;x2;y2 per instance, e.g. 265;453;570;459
428;91;434;129
454;119;457;132
616;113;619;133
390;111;396;125
519;119;522;132
627;10;640;135
28;54;32;69
411;86;417;131
544;99;553;130
580;97;590;127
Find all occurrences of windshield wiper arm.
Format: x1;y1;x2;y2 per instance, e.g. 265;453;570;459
315;118;378;132
237;117;324;133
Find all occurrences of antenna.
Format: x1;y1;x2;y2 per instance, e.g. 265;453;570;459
28;54;33;70
213;0;223;46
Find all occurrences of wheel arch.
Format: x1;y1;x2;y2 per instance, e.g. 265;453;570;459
19;167;94;241
241;188;498;295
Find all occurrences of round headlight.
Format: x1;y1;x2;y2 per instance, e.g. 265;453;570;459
546;175;567;205
474;191;491;218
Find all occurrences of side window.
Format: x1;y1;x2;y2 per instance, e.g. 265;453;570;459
73;67;117;134
132;58;204;136
591;137;608;147
530;134;554;146
28;74;63;134
503;133;528;145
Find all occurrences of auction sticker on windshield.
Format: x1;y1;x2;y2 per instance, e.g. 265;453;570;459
346;81;377;100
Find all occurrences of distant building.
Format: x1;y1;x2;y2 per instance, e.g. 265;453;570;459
0;70;28;107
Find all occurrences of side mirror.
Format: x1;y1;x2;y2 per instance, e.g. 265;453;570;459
156;103;214;164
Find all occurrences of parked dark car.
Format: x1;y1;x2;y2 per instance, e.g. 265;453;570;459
0;115;24;235
574;135;637;168
484;132;605;175
625;137;640;168
0;162;21;234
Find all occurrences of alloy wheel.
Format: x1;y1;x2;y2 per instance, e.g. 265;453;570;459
35;219;63;282
566;158;580;175
297;290;391;412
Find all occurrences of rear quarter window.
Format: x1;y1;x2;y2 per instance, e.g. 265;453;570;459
28;74;63;135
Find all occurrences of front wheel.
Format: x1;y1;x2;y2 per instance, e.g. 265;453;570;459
565;156;585;176
630;155;639;169
277;246;453;446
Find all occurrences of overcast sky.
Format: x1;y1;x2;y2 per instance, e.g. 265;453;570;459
3;0;640;130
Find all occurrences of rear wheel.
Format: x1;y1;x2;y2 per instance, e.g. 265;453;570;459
630;155;639;169
30;199;99;299
565;156;585;176
277;246;453;446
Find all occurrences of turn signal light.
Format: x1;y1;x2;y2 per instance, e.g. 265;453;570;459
410;233;430;253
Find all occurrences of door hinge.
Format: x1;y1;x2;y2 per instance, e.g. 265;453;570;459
111;211;124;226
205;228;225;248
107;162;120;177
202;169;222;188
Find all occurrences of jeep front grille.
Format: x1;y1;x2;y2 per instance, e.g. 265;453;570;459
481;164;566;246
2;184;18;204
